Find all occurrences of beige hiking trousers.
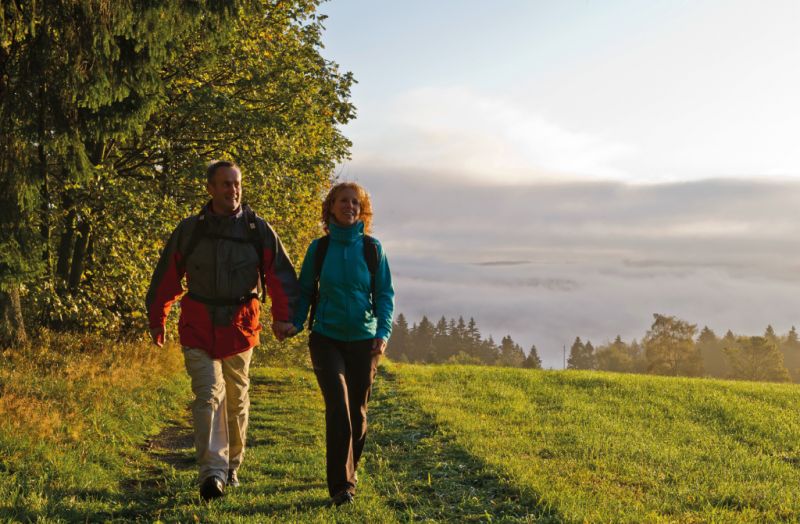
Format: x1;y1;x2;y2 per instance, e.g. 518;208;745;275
182;347;252;483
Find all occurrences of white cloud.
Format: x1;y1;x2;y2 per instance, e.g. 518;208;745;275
349;86;635;184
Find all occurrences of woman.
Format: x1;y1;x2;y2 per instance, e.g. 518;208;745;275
290;182;395;506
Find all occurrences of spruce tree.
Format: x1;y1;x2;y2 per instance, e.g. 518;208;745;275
780;326;800;382
388;313;410;360
412;316;436;363
498;335;525;367
567;337;594;370
523;344;543;369
466;317;481;359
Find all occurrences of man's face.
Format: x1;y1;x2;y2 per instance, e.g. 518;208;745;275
207;166;242;214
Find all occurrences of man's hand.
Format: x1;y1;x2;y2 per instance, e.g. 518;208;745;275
371;338;387;357
271;321;296;341
150;327;165;347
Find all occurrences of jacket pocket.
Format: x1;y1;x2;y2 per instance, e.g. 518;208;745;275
353;291;373;323
234;300;261;336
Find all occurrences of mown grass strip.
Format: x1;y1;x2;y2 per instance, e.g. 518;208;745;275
144;367;401;523
367;365;560;522
391;364;800;523
57;366;399;523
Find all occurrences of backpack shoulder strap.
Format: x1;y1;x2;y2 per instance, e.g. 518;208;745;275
363;235;379;274
363;235;379;315
314;235;331;278
308;235;330;331
242;204;267;302
178;207;209;270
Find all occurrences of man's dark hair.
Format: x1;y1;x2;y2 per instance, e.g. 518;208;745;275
206;160;240;184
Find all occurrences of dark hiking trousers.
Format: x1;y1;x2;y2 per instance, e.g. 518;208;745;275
309;331;380;497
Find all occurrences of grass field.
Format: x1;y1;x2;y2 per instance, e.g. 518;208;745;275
3;345;800;523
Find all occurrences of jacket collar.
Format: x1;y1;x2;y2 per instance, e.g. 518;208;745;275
328;220;364;244
202;200;244;220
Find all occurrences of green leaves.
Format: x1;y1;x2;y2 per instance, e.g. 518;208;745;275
1;1;353;338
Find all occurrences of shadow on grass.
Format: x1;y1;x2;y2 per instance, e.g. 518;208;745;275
366;367;562;523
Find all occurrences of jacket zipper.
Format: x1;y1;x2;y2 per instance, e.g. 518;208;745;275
343;242;350;340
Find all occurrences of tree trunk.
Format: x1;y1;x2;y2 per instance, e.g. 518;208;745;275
39;82;50;269
56;207;76;283
0;285;27;348
68;218;91;291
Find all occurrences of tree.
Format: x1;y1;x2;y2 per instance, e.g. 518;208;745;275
595;336;634;373
721;330;738;351
497;335;525;367
781;326;800;382
1;2;217;342
628;339;647;373
465;317;482;359
0;1;355;340
452;316;467;356
585;341;596;368
643;314;702;376
388;313;410;360
764;325;779;347
431;316;450;362
567;337;595;370
523;344;543;369
696;326;727;378
478;335;499;365
725;336;790;382
409;316;435;363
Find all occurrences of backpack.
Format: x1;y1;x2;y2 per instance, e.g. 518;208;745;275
178;203;266;305
308;234;379;330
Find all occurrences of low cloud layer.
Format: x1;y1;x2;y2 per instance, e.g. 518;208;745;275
347;170;800;368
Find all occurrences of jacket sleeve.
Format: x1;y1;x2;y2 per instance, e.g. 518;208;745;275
291;240;317;334
145;221;187;330
260;221;299;322
374;240;395;342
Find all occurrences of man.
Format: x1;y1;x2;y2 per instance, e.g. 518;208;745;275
146;161;298;500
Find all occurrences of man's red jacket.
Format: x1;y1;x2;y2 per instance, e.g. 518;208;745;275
145;203;299;358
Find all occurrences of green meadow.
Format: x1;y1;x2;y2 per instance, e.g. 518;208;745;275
3;341;800;523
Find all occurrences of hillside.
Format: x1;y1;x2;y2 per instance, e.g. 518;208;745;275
3;351;800;522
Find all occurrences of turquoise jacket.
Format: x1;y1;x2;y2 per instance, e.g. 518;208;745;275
292;221;394;342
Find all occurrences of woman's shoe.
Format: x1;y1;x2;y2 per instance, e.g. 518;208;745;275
328;491;354;507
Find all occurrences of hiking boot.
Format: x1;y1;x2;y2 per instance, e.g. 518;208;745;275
328;491;354;507
200;475;225;501
227;469;240;488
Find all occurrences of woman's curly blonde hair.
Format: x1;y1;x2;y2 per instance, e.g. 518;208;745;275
322;182;373;234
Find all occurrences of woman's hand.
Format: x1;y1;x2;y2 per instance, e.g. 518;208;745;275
371;338;387;356
272;321;296;341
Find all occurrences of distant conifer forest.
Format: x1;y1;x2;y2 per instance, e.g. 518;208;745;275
388;312;800;383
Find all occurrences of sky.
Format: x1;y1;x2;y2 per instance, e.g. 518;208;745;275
317;0;800;368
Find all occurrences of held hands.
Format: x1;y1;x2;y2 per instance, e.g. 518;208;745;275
150;326;165;347
371;338;387;356
272;321;297;342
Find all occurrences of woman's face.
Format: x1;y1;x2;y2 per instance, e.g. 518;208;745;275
330;188;361;227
